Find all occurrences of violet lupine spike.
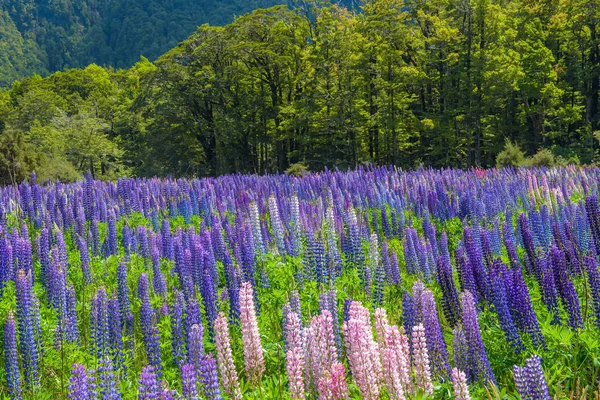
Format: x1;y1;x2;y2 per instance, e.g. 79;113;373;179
214;313;242;400
508;267;545;348
170;291;185;367
436;256;461;328
68;363;96;400
420;289;451;380
138;273;162;374
584;255;600;330
199;354;222;400
489;266;524;353
15;269;39;388
239;281;265;385
550;246;583;330
138;365;160;400
181;363;199;400
513;355;551;400
97;357;122;400
4;311;21;399
461;291;495;384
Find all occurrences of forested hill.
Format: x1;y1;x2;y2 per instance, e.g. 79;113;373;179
0;0;356;86
0;1;598;184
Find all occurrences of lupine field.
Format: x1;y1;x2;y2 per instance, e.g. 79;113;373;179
2;167;600;400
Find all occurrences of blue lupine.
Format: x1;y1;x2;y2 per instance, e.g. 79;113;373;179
15;269;39;388
550;247;583;330
436;256;461;328
513;355;551;400
171;291;185;367
421;289;451;379
199;354;222;400
508;267;545;347
461;291;495;384
489;264;524;353
403;291;415;337
584;255;600;330
181;363;199;400
138;274;162;373
98;357;121;400
4;311;21;399
68;363;96;400
138;365;160;400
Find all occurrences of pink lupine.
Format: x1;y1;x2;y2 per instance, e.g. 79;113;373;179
286;311;303;351
285;311;305;399
304;310;338;393
239;282;265;385
412;324;433;395
452;368;471;400
318;362;349;400
214;312;242;400
374;308;411;398
343;301;381;400
286;345;305;399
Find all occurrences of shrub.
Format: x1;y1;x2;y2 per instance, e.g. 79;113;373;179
526;148;555;167
496;140;525;168
286;162;309;177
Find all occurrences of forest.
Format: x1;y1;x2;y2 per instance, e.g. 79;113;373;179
0;0;598;183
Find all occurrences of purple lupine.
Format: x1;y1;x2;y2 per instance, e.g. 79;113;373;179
98;357;121;400
436;256;461;327
461;291;495;384
15;269;39;388
68;363;96;400
453;325;469;382
584;255;600;330
151;253;167;298
420;289;450;380
171;291;185;367
91;287;110;359
507;267;545;348
138;274;162;373
402;291;415;337
489;264;523;353
4;312;21;399
199;354;222;400
538;255;561;324
550;247;583;329
513;355;551;400
138;365;160;400
181;363;198;400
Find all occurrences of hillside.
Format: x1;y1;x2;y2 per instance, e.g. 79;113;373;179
0;0;597;184
0;0;355;86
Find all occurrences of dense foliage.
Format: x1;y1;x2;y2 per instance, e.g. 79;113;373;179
0;0;297;86
0;0;598;182
1;167;600;399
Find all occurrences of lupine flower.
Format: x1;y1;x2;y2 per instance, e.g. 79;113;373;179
513;355;551;400
550;247;583;329
138;365;160;400
287;345;305;400
188;324;204;369
420;289;450;379
461;291;495;384
239;282;264;385
98;357;121;400
374;308;409;399
317;362;349;400
170;291;185;367
181;363;198;400
305;310;338;392
68;364;96;400
199;354;222;400
214;313;242;400
451;368;471;400
15;269;39;388
453;325;469;382
138;274;162;374
343;301;381;400
4;312;21;399
584;255;600;330
436;256;461;327
412;324;433;395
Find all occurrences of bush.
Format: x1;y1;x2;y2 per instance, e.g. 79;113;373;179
526;148;555;167
286;162;309;177
496;139;525;168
